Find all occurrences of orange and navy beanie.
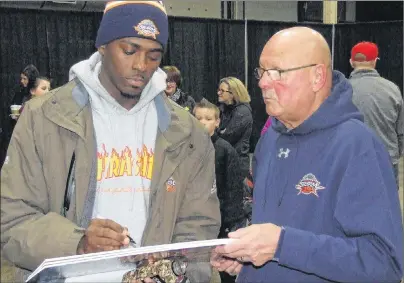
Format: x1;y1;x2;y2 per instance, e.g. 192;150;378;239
95;1;168;49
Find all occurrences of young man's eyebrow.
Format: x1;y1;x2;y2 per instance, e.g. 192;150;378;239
121;39;164;53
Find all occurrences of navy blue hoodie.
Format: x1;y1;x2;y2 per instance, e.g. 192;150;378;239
237;71;403;282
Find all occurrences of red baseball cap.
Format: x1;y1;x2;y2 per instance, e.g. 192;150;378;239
351;42;379;62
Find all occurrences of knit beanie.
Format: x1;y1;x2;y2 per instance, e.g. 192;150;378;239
95;1;168;49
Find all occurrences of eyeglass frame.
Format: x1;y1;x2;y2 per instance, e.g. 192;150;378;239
254;63;318;81
217;88;232;94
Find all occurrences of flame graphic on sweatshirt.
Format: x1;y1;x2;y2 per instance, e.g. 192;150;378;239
97;144;153;181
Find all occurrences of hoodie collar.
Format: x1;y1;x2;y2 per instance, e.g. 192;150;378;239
42;78;174;138
349;68;380;79
273;70;363;135
69;51;167;115
211;132;219;143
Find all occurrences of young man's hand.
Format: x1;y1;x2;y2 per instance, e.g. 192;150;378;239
77;218;129;254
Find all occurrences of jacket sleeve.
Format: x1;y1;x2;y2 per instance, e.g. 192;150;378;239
222;146;245;230
220;110;253;147
172;140;221;283
1;103;83;271
276;146;403;282
396;97;404;157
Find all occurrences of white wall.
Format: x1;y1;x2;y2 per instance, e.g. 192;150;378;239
243;1;298;22
0;1;355;22
345;1;356;22
164;0;221;18
164;1;298;21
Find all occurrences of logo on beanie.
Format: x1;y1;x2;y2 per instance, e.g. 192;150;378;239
134;19;160;40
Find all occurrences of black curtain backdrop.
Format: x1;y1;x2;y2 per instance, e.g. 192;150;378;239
0;7;403;164
334;21;403;93
163;17;245;103
0;9;48;165
246;21;333;151
45;11;102;88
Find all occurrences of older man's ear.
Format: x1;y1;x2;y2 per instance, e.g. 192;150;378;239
311;64;328;93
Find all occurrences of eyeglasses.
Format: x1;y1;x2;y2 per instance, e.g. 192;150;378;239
217;88;232;94
254;64;318;81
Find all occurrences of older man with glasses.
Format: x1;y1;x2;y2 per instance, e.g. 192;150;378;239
211;26;403;283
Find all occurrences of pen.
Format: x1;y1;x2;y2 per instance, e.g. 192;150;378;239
127;234;137;247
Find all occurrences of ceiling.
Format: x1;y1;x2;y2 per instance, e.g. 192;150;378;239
0;1;108;12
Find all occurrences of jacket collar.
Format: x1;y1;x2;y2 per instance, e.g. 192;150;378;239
42;78;192;149
211;132;219;144
349;68;380;79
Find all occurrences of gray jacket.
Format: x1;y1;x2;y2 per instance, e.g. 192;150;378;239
349;69;403;165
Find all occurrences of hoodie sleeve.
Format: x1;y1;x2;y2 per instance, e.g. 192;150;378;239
276;144;403;282
396;97;404;157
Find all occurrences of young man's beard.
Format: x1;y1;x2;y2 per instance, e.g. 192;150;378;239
121;92;141;100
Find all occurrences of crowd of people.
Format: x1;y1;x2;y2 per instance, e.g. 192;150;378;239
1;1;403;283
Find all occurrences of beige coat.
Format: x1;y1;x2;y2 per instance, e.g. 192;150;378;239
1;79;220;282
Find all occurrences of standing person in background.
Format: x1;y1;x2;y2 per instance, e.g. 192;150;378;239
349;41;403;186
217;77;253;178
15;76;52;117
194;99;245;237
28;76;51;98
11;64;39;106
162;66;196;112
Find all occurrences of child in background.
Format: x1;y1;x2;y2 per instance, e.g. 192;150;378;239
18;77;51;116
193;99;245;237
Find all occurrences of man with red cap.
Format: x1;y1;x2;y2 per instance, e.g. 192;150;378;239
349;41;403;185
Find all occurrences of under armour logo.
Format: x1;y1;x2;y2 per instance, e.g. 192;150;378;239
278;148;290;159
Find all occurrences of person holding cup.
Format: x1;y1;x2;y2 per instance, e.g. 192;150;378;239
10;76;51;120
11;64;39;106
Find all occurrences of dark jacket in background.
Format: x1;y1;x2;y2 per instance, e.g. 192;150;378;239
169;88;196;113
349;69;403;165
11;87;30;106
211;133;245;238
218;102;253;177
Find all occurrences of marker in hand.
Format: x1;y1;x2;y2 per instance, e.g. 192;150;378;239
126;234;137;247
96;215;137;248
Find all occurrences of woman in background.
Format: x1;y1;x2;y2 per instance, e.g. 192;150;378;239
217;77;253;178
12;77;51;119
11;64;39;106
28;76;51;98
162;66;196;113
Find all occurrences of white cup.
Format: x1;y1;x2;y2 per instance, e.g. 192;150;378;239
10;105;22;115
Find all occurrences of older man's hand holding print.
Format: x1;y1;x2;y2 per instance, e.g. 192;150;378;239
211;223;282;273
